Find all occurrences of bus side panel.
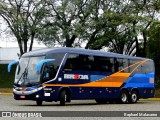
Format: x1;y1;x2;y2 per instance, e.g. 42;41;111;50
123;72;154;98
68;87;120;100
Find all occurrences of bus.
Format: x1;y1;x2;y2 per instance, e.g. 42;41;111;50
8;47;155;106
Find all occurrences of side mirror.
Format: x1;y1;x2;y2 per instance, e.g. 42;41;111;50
36;59;55;73
8;61;19;73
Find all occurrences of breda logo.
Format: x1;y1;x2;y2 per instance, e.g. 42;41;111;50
64;74;89;80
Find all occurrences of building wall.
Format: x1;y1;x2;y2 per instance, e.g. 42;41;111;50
0;47;45;64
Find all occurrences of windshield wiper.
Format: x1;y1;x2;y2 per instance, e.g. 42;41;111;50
16;68;28;86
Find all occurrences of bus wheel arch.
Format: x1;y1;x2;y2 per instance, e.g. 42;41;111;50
129;88;139;103
58;87;71;106
36;100;43;106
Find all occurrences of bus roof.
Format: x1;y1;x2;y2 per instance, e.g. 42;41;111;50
22;47;151;60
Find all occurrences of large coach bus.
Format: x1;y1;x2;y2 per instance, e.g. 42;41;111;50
8;47;155;106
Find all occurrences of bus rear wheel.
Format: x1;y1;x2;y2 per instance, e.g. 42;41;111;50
36;100;43;106
129;91;138;103
119;90;129;104
60;90;67;106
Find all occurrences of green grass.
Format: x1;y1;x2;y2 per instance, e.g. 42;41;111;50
0;64;16;88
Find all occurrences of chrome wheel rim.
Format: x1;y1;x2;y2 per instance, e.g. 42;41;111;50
131;93;137;102
121;93;127;103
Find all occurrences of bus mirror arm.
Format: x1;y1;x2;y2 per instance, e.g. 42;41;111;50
8;61;19;73
36;59;55;73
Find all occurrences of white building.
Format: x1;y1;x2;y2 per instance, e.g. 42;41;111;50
0;47;46;64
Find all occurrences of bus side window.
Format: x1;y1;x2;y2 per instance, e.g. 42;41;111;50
129;59;135;73
95;56;114;72
42;64;56;82
129;59;141;74
117;58;123;71
79;55;91;70
114;58;123;72
114;58;119;72
141;61;154;74
123;59;129;73
64;54;80;71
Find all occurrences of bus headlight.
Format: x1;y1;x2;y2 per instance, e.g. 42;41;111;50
36;95;39;98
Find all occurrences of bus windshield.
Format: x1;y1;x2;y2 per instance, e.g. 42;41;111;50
15;56;45;86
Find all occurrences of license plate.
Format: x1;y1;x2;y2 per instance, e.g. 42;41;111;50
20;95;25;99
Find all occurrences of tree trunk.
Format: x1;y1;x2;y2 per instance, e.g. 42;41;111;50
142;31;147;57
29;33;35;51
17;39;24;57
65;35;76;47
23;40;28;53
85;30;98;49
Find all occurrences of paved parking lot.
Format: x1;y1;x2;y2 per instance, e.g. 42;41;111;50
0;95;160;120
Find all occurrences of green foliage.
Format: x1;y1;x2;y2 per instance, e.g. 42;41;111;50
147;22;160;84
0;64;16;88
0;0;159;57
35;0;157;57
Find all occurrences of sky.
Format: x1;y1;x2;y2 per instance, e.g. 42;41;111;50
0;39;46;48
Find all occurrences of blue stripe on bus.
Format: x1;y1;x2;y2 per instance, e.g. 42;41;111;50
124;83;154;88
124;72;154;88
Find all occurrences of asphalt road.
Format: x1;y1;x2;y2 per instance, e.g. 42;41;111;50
0;95;160;120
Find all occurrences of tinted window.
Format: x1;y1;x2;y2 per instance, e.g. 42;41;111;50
64;54;114;72
123;59;129;72
114;58;124;72
141;61;154;74
64;54;80;70
94;56;114;72
129;59;139;73
42;53;65;82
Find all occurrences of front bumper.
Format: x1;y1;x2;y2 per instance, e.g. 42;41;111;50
14;92;40;100
13;87;43;100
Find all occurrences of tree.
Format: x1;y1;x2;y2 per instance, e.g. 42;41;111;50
38;0;133;50
0;0;46;56
101;0;158;56
147;22;160;85
37;0;157;57
38;0;96;47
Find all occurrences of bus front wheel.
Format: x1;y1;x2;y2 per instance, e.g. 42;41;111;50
60;90;67;106
36;100;43;106
119;90;129;104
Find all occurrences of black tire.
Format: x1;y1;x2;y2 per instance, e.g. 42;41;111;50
60;90;67;106
36;100;43;106
129;91;138;103
119;90;129;104
95;99;107;104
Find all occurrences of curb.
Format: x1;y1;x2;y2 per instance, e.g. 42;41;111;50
140;98;160;101
0;92;12;96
